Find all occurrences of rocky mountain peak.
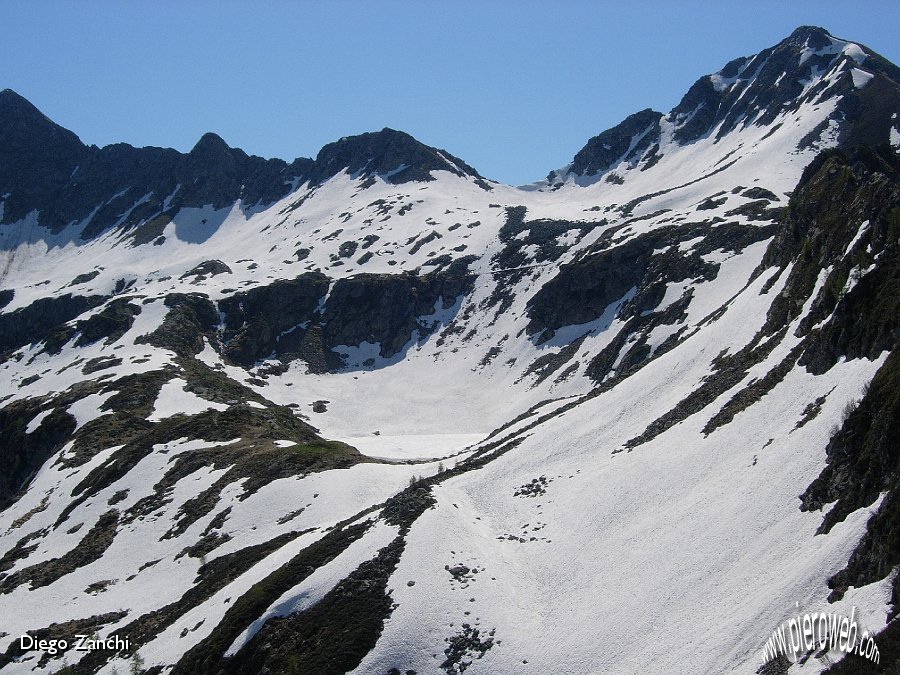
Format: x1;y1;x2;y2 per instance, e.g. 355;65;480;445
0;88;43;120
559;108;664;181
0;89;88;225
669;24;895;144
670;31;819;142
556;26;900;184
0;92;488;238
310;127;483;185
182;131;245;192
0;88;85;157
189;131;232;157
785;24;834;49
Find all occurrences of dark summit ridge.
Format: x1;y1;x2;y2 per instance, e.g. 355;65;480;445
173;131;309;215
0;89;88;225
561;25;900;181
0;89;84;155
189;131;231;157
788;25;835;49
669;24;900;145
672;25;900;145
309;127;483;185
0;93;311;236
0;96;485;239
564;108;664;179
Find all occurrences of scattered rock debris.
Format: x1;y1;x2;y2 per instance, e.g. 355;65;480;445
440;622;495;674
514;475;551;497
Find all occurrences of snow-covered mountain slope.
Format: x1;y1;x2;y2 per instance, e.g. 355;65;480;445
0;25;899;674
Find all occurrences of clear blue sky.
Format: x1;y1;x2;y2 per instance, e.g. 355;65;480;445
2;1;898;185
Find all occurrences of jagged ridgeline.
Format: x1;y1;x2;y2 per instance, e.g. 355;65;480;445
0;25;899;675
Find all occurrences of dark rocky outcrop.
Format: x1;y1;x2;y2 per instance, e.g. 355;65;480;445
0;88;86;227
758;144;900;370
219;262;475;371
218;272;330;367
566;109;663;178
0;92;484;242
179;259;232;281
525;217;757;344
170;520;376;674
481;207;601;325
0;510;120;594
213;536;406;675
0;293;107;357
561;26;900;182
0;399;77;509
74;297;141;347
520;212;774;384
308;127;483;185
493;206;597;270
801;347;900;558
526;236;652;338
138;293;219;356
0;89;312;236
318;263;475;362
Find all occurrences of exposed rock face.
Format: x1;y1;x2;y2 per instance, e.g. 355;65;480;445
74;298;141;348
566;109;664;178
309;128;483;185
320;263;475;358
0;89;311;236
218;260;476;370
760;145;900;367
526;236;652;337
178;132;309;212
671;25;900;145
559;26;900;183
0;94;485;240
525;217;770;367
0;399;76;509
0;89;86;226
219;272;331;367
139;293;220;356
179;259;233;281
760;146;900;613
0;293;108;355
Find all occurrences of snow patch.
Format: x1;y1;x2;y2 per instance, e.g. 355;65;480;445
842;42;868;65
25;408;52;433
148;377;229;422
850;68;873;89
67;391;116;430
